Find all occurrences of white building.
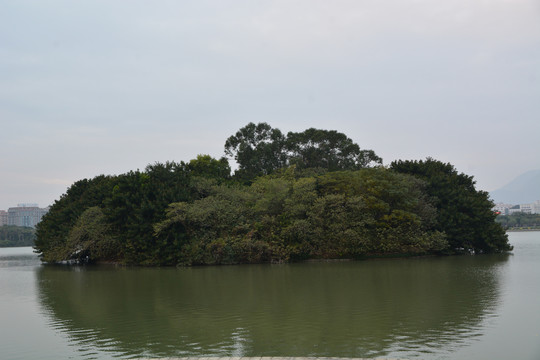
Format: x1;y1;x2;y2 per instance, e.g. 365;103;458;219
517;201;540;215
494;200;540;215
493;203;513;215
531;200;540;214
7;204;49;228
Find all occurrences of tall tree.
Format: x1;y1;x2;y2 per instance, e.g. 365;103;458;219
286;128;382;171
224;123;382;181
224;122;287;180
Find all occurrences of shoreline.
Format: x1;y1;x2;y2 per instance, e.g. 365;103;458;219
49;250;502;268
139;358;405;360
506;228;540;232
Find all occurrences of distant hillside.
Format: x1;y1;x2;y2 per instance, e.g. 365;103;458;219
490;169;540;204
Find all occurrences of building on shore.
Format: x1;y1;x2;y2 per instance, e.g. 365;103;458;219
532;200;540;214
7;204;49;228
0;210;7;226
493;203;513;215
494;200;540;215
515;200;540;214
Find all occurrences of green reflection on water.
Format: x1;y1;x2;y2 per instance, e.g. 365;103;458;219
37;254;509;359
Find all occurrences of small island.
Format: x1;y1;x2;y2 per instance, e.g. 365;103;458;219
34;123;512;265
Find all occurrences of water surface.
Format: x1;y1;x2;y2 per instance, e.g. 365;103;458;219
1;232;539;359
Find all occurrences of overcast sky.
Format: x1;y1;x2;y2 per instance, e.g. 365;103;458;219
1;0;539;210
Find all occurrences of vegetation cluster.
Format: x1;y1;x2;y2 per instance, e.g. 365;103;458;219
35;123;512;265
496;213;540;230
0;226;36;247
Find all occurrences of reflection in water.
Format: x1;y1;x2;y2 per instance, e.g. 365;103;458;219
36;254;509;359
0;247;41;269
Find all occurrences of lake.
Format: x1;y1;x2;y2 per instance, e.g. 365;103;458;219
1;232;539;360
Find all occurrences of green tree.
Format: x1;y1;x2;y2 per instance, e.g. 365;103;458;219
63;207;118;263
315;168;445;255
104;162;192;265
224;122;287;180
496;213;540;229
155;184;258;265
35;175;116;262
35;162;194;265
0;226;36;247
156;167;446;265
390;158;512;253
286;128;382;170
187;154;231;181
224;123;382;182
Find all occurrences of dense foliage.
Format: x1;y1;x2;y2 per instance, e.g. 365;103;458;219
390;158;511;254
154;167;448;265
225;122;382;182
496;213;540;230
35;161;198;264
34;125;511;265
0;226;36;247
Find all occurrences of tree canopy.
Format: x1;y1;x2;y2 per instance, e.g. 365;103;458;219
34;124;512;265
224;122;381;181
286;128;382;171
0;226;36;247
390;158;511;254
154;167;447;265
496;213;540;230
224;122;287;181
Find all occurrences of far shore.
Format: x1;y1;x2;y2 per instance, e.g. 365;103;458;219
506;228;540;232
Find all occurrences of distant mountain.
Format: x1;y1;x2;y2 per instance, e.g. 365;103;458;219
490;169;540;205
